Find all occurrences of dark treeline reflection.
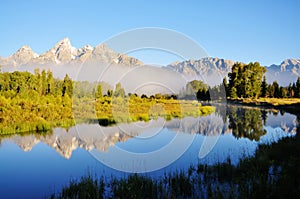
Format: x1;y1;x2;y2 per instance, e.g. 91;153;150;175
227;106;267;141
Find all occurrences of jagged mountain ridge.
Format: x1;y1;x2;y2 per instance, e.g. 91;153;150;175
0;38;143;67
268;58;300;72
165;57;235;85
0;38;299;86
265;58;300;85
166;57;234;76
166;58;300;86
0;45;39;66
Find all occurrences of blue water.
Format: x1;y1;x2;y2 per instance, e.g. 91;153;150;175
0;106;297;198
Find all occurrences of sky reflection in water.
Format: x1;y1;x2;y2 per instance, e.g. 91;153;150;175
0;106;297;198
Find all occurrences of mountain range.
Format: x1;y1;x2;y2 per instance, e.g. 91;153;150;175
166;58;300;86
0;38;142;67
0;38;299;86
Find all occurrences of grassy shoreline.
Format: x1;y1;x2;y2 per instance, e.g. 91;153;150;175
226;98;300;115
0;97;215;135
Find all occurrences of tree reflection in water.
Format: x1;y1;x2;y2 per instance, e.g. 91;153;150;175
227;107;267;141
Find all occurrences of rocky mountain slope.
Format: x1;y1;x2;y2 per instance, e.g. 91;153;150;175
0;38;143;67
165;57;235;85
0;38;298;86
265;58;300;85
166;58;300;86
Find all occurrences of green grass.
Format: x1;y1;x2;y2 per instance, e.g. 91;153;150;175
0;95;75;135
231;97;300;106
52;132;300;199
94;97;215;126
0;95;215;134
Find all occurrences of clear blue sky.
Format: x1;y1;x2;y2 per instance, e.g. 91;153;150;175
0;0;299;66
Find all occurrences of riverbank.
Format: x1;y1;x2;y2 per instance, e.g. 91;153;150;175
52;129;300;199
0;96;215;135
50;101;300;199
226;98;300;115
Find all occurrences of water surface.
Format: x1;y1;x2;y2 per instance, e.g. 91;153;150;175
0;105;297;198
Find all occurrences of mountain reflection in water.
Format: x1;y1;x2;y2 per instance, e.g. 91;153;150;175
0;105;298;199
0;105;296;159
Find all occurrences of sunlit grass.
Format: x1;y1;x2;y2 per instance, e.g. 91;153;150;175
0;95;215;134
239;98;300;106
94;97;215;125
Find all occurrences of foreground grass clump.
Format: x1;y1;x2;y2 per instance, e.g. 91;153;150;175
54;172;194;199
52;132;300;199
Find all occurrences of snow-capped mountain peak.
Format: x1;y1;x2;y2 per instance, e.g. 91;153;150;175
0;38;143;67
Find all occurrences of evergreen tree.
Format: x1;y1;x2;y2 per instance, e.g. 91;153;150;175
279;87;287;98
287;83;294;97
228;63;240;98
223;77;229;97
272;81;280;98
261;76;267;97
295;77;300;98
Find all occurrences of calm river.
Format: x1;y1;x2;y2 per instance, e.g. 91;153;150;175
0;105;297;198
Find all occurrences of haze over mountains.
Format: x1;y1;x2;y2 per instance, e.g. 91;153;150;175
0;38;299;90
